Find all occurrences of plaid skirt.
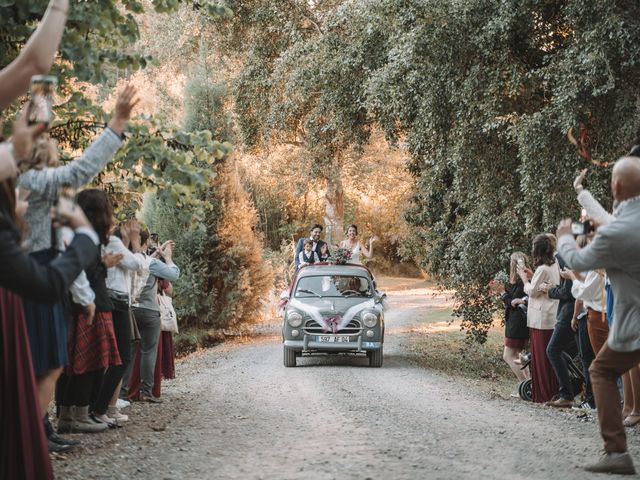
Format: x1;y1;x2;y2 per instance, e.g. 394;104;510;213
66;311;121;375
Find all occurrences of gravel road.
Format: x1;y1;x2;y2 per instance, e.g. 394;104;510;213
53;277;640;479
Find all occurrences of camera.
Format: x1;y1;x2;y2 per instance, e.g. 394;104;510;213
517;295;528;315
571;220;595;236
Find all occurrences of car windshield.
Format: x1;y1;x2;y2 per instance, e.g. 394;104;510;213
295;275;373;298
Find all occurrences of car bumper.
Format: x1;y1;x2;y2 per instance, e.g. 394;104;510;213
284;334;382;353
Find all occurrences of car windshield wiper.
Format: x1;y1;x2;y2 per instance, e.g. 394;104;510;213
297;289;322;298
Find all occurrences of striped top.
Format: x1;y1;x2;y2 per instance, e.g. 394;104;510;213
17;128;122;252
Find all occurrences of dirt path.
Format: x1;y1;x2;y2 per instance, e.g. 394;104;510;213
54;277;640;479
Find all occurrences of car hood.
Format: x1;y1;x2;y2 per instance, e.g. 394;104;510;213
290;296;375;315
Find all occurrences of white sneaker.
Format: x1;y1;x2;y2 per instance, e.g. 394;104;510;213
116;398;131;409
107;406;129;423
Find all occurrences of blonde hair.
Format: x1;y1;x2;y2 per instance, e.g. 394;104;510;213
29;134;58;169
509;251;528;284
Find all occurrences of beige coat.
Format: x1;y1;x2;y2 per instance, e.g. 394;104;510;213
524;262;560;330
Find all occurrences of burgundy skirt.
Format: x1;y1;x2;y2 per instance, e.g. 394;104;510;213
530;327;559;403
505;337;528;349
66;311;121;375
128;332;175;400
0;288;52;480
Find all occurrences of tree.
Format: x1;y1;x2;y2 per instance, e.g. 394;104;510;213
219;0;640;341
363;0;640;340
144;49;273;329
0;0;233;223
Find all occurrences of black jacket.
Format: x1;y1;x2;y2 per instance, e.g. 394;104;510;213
501;279;529;339
0;209;98;303
294;237;328;267
548;254;575;324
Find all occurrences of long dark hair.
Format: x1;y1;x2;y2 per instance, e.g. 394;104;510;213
531;234;555;268
76;189;113;246
0;177;26;237
0;177;18;224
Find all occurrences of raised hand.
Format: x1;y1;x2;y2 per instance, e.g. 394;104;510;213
107;84;139;136
160;239;175;261
12;108;47;171
128;218;141;252
556;218;572;239
517;267;533;282
119;220;131;247
51;196;90;230
573;168;588;194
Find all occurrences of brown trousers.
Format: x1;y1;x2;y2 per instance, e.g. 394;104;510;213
587;308;609;354
590;344;640;453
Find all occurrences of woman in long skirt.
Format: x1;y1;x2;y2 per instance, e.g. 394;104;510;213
519;234;561;403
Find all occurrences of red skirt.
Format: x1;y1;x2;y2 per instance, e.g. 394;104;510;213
530;327;559;403
66;311;121;375
128;332;175;400
0;288;52;480
505;337;528;349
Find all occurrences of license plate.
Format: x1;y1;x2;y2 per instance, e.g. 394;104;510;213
317;335;350;343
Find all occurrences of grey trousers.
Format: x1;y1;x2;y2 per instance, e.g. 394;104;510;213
120;307;161;398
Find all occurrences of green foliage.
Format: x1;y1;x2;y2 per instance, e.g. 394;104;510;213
219;0;640;342
0;0;233;220
145;64;272;329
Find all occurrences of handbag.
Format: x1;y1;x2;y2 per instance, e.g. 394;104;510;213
158;291;178;333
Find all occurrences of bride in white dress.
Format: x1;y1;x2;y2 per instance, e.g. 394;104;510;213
339;224;378;264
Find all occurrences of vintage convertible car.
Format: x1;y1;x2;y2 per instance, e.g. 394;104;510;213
281;264;386;367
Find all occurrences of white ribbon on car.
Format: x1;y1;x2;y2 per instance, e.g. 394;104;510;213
289;297;386;333
289;298;328;330
336;299;384;330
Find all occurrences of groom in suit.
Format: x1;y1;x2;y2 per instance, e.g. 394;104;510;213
294;223;328;268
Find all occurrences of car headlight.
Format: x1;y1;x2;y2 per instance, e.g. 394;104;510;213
362;312;378;328
287;311;303;327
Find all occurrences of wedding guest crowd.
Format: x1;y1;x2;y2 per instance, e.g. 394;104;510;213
491;149;640;475
0;3;181;478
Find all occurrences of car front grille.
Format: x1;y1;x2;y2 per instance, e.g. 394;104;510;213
303;318;362;335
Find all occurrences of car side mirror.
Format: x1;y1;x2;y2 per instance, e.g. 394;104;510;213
375;292;387;303
280;290;290;300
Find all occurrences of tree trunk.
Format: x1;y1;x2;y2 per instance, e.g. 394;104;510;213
323;171;344;246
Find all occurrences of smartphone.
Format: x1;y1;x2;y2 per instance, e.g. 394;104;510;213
571;221;585;235
516;258;525;269
571;220;595;236
27;75;57;127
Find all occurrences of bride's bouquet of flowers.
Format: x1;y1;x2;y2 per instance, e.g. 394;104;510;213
328;248;352;265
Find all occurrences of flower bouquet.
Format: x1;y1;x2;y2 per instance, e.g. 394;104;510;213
488;271;509;295
328;248;352;265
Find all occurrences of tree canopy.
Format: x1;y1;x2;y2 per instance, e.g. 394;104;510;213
218;0;640;340
1;0;233;222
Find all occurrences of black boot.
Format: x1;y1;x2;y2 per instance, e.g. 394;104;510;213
48;439;74;453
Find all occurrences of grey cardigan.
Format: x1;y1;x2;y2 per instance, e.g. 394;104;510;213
558;196;640;352
17;128;122;252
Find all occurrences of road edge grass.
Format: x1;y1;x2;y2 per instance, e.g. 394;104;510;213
406;308;520;399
